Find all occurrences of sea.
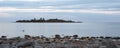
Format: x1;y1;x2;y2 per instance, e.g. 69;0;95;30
0;22;120;38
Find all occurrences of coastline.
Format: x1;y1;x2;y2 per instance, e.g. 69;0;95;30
15;21;82;23
0;35;120;48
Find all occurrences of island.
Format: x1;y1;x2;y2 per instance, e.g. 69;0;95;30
16;18;82;23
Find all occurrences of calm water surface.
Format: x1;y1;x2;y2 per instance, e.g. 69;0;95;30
0;22;120;38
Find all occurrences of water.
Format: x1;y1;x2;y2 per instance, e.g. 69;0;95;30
0;22;120;38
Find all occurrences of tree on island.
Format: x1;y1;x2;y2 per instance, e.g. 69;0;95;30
16;18;77;23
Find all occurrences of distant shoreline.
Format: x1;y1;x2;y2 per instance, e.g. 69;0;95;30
15;22;82;23
15;18;82;23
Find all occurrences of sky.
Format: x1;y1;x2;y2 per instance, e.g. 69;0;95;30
0;0;120;22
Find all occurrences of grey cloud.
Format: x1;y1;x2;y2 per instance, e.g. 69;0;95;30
0;0;120;11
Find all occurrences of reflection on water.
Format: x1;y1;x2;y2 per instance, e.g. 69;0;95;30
0;22;120;38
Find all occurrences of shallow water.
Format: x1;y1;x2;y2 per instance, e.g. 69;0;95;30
0;22;120;38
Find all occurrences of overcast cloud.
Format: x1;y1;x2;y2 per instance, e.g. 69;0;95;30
0;0;120;22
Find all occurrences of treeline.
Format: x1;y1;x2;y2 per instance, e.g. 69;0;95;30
16;18;75;23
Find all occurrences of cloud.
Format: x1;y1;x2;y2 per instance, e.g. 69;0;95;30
0;0;71;2
0;0;3;1
0;7;120;15
0;0;120;22
1;1;120;11
0;13;12;17
0;0;45;1
0;0;120;10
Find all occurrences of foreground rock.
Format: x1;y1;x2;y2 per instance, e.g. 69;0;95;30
0;35;120;48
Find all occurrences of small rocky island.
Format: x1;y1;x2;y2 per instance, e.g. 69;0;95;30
16;18;82;23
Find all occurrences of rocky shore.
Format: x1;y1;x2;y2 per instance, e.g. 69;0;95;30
0;35;120;48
